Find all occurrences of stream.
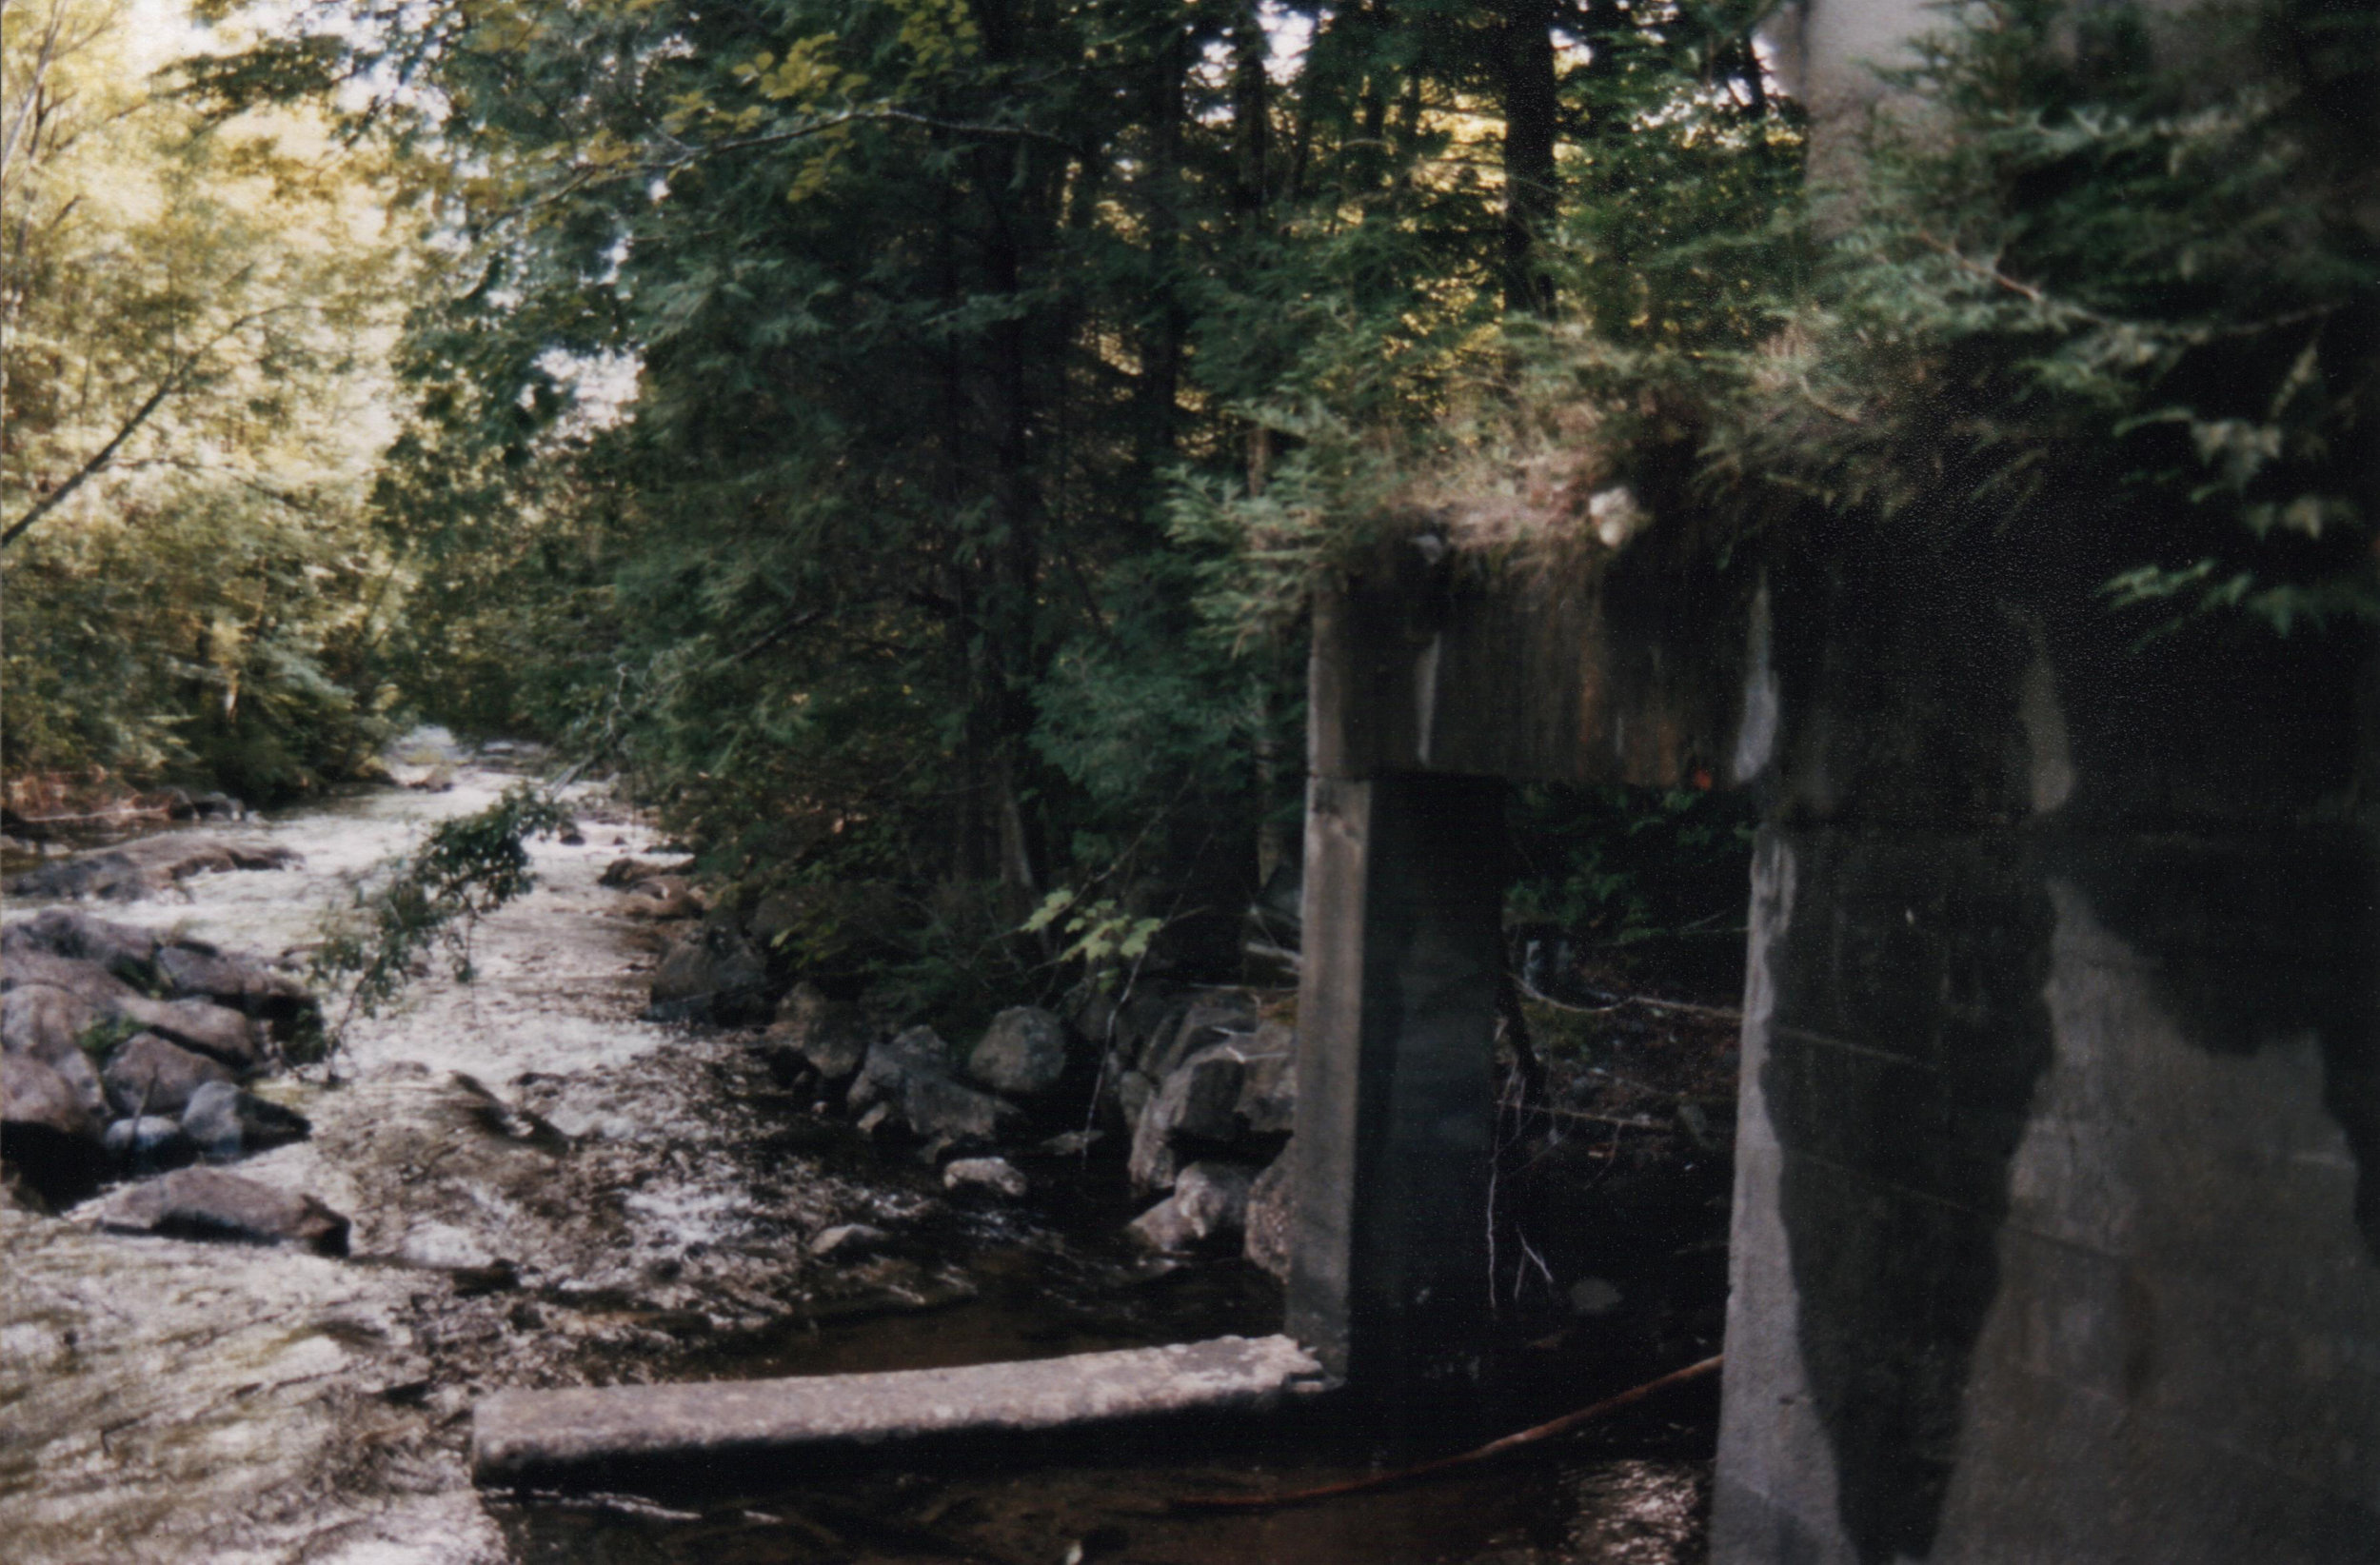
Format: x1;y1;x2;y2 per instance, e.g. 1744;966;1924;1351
1;754;1713;1564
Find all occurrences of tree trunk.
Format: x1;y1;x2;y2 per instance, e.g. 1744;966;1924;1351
1497;0;1558;315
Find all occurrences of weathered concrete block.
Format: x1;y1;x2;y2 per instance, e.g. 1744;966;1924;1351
471;1334;1327;1486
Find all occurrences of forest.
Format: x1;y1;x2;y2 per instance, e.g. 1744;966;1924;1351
5;0;2373;1019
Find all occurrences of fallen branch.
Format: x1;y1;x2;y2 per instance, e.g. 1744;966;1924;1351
1517;974;1741;1024
1173;1354;1724;1512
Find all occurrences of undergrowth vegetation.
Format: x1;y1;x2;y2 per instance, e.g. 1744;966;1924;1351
310;784;575;1060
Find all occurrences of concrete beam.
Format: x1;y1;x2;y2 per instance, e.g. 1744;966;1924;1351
1308;528;1755;787
471;1334;1326;1487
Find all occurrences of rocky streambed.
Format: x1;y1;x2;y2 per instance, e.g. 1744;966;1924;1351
2;754;1724;1564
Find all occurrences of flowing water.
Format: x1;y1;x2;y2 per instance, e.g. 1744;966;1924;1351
1;754;1712;1564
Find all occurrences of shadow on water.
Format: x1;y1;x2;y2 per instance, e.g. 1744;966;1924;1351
487;1116;1723;1565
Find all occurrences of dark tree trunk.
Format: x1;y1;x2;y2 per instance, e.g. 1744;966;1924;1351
1497;0;1559;314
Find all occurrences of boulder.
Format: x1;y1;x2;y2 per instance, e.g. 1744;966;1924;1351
645;925;768;1023
180;1080;312;1161
151;941;311;1015
1231;1018;1299;1140
1243;1154;1295;1283
1070;980;1186;1062
766;984;874;1083
109;995;261;1071
3;837;298;901
846;1027;954;1114
1126;1046;1247;1194
618;875;704;921
902;1071;1024;1151
101;1032;235;1119
4;908;160;984
5;850;149;901
942;1157;1029;1199
1173;1161;1256;1242
105;1115;196;1174
1126;1162;1257;1254
86;1166;349;1255
0;1000;110;1120
0;947;136;1005
1114;1065;1159;1133
846;1028;1021;1150
809;1222;891;1259
1134;990;1259;1085
1125;1194;1199;1254
1;1053;107;1203
599;857;661;889
2;982;98;1060
965;1006;1072;1098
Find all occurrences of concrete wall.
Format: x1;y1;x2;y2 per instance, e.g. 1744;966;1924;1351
1711;528;2380;1563
1291;512;2380;1555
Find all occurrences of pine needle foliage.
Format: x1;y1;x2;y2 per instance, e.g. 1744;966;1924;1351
1716;0;2380;634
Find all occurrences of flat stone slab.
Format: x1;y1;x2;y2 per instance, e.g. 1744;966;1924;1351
473;1334;1326;1485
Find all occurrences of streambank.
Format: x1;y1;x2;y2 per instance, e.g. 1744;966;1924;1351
2;755;1722;1564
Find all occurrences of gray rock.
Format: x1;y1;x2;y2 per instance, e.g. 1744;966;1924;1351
1135;991;1259;1084
854;1102;900;1139
1125;1194;1199;1254
4;837;298;901
3;908;160;984
809;1222;891;1259
105;1115;195;1173
766;984;874;1083
101;1032;236;1119
619;875;704;921
1114;1064;1159;1132
0;948;136;1006
150;941;315;1029
1231;1018;1299;1139
1172;1160;1256;1243
1;1053;107;1203
1127;1046;1248;1194
645;925;768;1023
108;995;261;1070
1071;981;1187;1067
900;1071;1023;1150
1;982;97;1060
0;986;109;1119
942;1157;1029;1199
845;1027;1021;1149
1243;1154;1295;1283
845;1027;955;1116
179;1080;312;1161
599;856;664;889
965;1006;1071;1097
86;1165;348;1255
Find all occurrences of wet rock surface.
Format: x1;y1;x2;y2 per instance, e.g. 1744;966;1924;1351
85;1165;351;1255
4;834;300;901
